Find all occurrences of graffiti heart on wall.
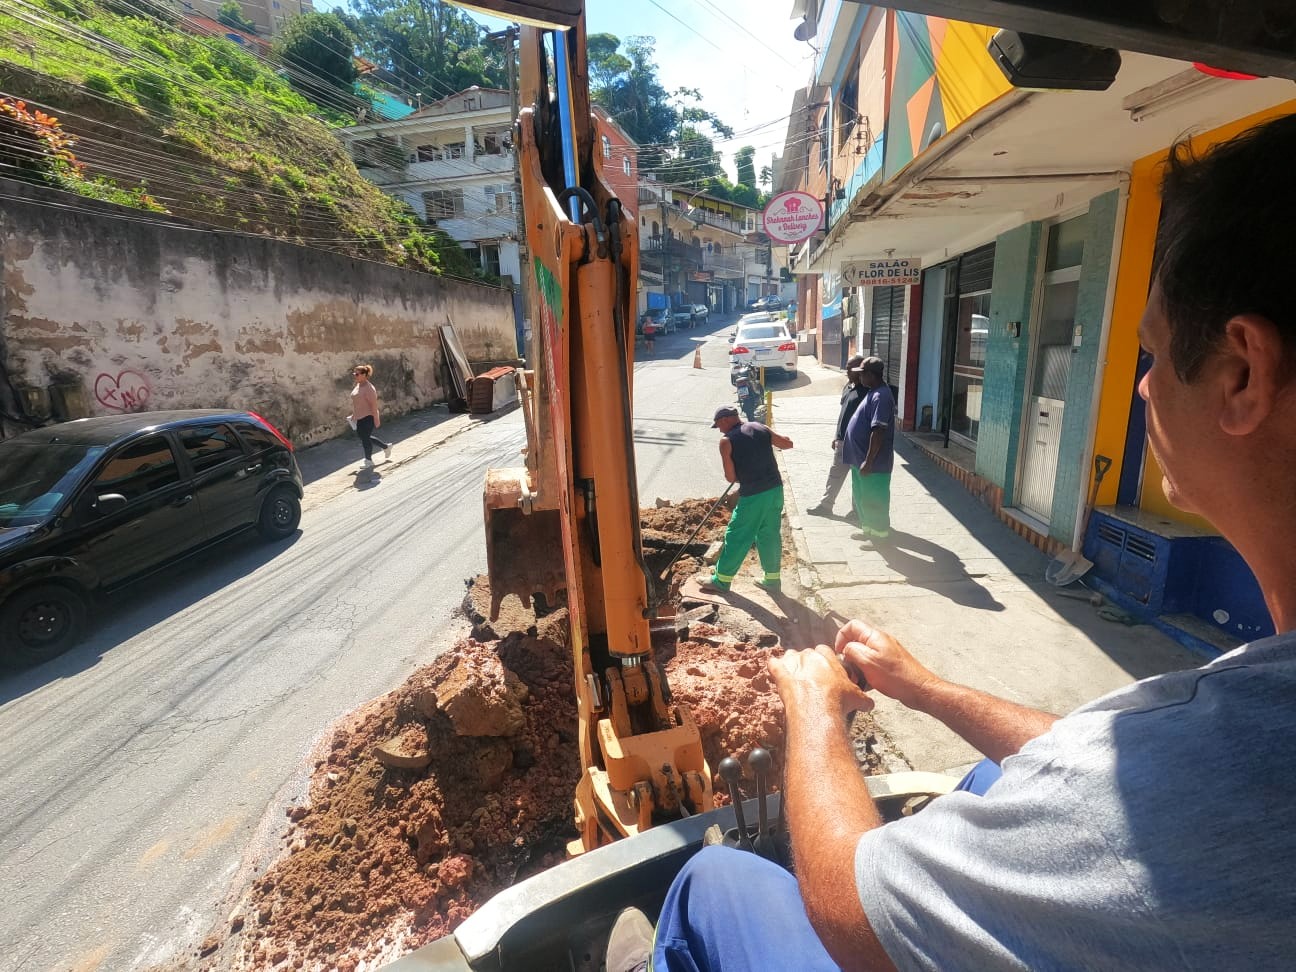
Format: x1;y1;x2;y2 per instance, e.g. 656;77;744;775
94;369;152;412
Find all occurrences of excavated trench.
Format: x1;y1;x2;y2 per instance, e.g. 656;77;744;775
186;498;895;970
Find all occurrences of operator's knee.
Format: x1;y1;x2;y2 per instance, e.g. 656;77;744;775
655;847;837;972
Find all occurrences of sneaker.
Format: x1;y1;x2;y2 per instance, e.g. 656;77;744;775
806;504;832;517
362;458;374;470
605;908;653;972
383;443;393;461
698;578;731;594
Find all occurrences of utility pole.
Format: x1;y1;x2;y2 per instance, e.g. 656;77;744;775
489;26;527;360
661;196;671;308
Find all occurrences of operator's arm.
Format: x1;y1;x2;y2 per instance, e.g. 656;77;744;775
769;430;794;450
836;620;1058;763
770;648;897;972
719;437;737;483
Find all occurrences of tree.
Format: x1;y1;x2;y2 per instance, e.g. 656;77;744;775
343;0;506;104
735;145;756;189
275;12;359;102
759;164;772;190
586;34;732;188
217;0;257;34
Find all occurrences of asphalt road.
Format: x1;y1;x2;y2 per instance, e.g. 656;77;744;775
0;314;748;972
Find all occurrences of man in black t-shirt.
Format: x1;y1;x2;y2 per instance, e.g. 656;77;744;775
807;354;867;516
703;405;795;593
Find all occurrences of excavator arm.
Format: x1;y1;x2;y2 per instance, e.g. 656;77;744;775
476;13;711;853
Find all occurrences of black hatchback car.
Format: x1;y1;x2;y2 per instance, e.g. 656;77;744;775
0;410;304;665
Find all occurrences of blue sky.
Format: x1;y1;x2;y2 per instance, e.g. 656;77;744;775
313;0;814;182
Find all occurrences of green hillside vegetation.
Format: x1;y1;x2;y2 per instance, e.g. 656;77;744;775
0;0;489;281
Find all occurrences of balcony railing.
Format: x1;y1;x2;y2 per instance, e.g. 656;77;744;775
642;236;703;265
690;209;749;235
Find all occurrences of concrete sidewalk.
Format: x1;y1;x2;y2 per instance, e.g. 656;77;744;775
772;357;1202;775
295;401;520;512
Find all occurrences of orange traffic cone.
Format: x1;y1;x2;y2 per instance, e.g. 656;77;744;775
692;346;703;370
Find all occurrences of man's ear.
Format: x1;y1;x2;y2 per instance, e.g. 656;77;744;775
1219;314;1287;436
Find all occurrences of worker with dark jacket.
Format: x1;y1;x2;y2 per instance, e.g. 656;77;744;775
807;354;867;516
703;405;794;594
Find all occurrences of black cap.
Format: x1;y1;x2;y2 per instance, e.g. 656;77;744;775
849;356;885;376
711;405;740;427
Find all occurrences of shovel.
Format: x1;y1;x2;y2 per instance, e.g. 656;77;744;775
657;483;736;581
1045;454;1113;587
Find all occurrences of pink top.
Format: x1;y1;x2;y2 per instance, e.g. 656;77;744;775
351;381;379;421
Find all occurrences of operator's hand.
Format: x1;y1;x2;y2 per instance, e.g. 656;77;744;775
769;645;873;720
832;438;841;450
835;620;938;710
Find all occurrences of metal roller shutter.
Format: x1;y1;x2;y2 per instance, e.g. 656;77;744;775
871;286;905;389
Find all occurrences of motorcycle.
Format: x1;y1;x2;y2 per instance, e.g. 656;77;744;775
733;364;765;423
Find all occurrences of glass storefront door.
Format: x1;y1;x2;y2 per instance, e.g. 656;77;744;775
949;290;990;447
1017;213;1087;522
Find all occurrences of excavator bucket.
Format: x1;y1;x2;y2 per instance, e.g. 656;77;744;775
483;467;566;619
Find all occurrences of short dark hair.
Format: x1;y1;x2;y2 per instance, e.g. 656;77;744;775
1155;114;1296;381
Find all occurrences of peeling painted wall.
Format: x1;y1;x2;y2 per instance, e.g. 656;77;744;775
0;178;517;444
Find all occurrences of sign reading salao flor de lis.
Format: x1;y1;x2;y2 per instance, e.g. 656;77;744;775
842;258;922;287
761;191;825;245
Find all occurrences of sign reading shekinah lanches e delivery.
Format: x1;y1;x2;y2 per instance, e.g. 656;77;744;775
761;191;825;244
842;258;922;287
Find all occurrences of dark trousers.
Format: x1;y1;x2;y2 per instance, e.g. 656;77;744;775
651;759;1003;971
355;415;388;460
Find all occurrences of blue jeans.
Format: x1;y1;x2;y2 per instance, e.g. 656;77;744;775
651;759;1002;971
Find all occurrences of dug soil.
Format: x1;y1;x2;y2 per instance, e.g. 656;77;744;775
188;498;891;970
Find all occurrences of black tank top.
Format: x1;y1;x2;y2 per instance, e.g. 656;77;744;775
726;422;781;497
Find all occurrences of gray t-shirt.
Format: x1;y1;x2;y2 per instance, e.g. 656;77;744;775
855;633;1296;971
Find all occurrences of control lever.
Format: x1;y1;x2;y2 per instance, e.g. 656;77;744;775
749;748;771;855
718;757;754;852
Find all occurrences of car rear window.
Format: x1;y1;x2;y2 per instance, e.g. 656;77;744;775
0;442;105;526
236;422;281;453
93;435;180;502
737;326;789;341
178;423;244;472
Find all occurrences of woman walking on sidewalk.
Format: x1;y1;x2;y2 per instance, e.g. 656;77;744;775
349;364;392;470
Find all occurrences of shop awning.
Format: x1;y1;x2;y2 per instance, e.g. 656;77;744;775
812;52;1295;270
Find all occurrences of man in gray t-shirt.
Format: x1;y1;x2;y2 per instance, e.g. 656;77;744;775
609;111;1296;972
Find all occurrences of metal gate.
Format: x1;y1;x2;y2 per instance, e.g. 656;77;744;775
871;285;905;398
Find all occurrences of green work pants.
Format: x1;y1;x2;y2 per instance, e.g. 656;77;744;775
851;468;891;539
713;487;784;586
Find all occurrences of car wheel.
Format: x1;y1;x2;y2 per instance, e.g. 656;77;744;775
1;583;87;665
257;486;301;541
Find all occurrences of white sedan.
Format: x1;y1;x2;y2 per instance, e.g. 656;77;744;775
729;320;798;377
728;312;774;344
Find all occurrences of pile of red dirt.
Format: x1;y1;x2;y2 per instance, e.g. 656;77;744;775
663;621;787;804
218;626;580;969
193;497;861;969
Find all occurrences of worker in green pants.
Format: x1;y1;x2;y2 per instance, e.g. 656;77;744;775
703;405;795;593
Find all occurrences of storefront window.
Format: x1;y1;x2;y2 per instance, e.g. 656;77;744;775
950;291;990;445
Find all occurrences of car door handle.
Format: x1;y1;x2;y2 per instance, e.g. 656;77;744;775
244;463;262;474
172;494;194;507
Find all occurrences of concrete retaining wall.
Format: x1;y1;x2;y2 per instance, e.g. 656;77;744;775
0;178;517;444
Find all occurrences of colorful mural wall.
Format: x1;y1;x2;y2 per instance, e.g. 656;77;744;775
883;14;1011;181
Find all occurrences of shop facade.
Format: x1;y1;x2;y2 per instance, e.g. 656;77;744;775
784;0;1295;650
